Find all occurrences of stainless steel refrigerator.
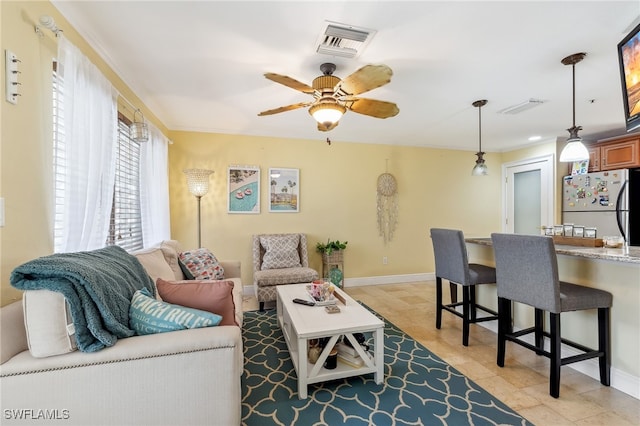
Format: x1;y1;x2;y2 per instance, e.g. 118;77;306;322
562;168;639;245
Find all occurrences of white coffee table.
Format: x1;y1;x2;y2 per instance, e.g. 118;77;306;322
276;283;385;399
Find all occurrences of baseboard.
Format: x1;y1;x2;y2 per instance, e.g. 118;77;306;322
478;320;640;400
242;272;435;295
343;272;435;287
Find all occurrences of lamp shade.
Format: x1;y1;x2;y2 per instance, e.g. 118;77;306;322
309;102;346;126
472;155;488;176
559;138;590;162
184;169;214;197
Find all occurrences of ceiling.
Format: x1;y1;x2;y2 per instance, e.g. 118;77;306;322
51;1;640;152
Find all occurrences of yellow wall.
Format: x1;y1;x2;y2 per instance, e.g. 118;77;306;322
1;1;506;306
0;1;166;305
168;131;504;287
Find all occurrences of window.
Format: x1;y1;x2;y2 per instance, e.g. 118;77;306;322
53;65;143;252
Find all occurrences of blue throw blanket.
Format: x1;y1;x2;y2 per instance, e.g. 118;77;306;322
10;245;154;352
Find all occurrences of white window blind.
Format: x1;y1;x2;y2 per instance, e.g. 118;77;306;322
107;115;143;251
53;62;66;252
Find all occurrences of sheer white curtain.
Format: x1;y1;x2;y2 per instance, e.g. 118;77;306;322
57;35;118;252
140;123;171;247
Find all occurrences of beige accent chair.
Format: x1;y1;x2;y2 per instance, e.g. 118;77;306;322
253;233;319;311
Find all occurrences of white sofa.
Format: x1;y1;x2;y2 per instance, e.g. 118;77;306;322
0;241;243;426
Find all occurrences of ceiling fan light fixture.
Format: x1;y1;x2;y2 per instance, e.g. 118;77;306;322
559;52;589;162
309;101;346;126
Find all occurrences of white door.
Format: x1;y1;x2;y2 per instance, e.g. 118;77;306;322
503;155;555;234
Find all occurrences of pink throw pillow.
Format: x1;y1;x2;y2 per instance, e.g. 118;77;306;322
156;278;237;326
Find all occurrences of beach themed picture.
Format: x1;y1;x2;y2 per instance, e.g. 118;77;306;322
269;168;299;213
227;166;260;214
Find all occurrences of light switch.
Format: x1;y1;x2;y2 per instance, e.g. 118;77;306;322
0;197;4;227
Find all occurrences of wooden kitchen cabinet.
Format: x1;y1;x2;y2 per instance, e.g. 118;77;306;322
580;134;640;172
600;137;639;170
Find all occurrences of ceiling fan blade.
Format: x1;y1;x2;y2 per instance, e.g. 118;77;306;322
346;97;399;119
264;73;315;94
258;102;312;116
317;121;340;132
334;64;393;96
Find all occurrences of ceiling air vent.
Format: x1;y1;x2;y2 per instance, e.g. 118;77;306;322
315;21;377;59
497;98;545;114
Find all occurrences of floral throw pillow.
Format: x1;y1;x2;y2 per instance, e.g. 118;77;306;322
178;248;225;280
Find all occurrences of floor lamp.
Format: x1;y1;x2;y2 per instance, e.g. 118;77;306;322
183;169;214;248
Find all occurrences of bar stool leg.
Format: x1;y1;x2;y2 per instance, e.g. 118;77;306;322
549;313;561;398
497;297;510;367
462;286;470;346
598;307;611;386
436;277;443;330
534;308;544;355
450;282;457;304
469;285;477;322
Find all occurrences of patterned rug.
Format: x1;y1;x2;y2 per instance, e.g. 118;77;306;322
241;306;533;426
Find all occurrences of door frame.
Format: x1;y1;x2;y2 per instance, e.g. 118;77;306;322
502;154;555;233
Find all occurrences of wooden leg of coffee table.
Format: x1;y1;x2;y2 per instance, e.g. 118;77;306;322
374;327;384;384
297;336;308;399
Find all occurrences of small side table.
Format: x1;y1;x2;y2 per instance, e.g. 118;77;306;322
322;251;344;288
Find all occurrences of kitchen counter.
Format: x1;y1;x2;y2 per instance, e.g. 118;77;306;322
465;237;640;264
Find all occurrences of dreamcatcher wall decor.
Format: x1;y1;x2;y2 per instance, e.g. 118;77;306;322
377;171;398;244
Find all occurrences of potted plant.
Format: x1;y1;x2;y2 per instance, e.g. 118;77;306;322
316;239;347;288
316;239;347;256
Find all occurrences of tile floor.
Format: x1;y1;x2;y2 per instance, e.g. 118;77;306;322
243;281;640;426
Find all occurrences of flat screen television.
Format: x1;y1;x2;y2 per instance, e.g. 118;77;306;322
618;21;640;133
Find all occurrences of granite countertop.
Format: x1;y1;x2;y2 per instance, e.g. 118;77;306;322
465;237;640;265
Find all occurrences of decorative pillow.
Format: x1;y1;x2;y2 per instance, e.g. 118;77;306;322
156;279;237;326
260;234;301;270
129;287;222;335
133;248;176;285
160;240;185;280
178;248;225;280
22;290;77;358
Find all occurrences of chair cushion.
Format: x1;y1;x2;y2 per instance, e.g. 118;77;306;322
254;267;318;287
468;263;497;286
260;234;302;270
559;281;612;312
156;278;238;326
178;248;225;280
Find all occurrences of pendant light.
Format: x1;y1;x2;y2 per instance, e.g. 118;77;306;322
471;99;488;176
559;52;590;162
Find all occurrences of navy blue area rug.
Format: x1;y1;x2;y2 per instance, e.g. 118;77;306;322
241;306;533;426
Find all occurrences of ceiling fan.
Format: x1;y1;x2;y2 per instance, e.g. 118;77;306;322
258;63;399;132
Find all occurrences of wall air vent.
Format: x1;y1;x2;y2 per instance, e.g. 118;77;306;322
315;21;377;59
497;99;545;114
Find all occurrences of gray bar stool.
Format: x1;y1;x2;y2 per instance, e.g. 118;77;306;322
491;233;612;398
430;228;499;346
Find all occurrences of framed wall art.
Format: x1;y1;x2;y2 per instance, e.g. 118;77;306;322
268;168;299;213
227;166;260;214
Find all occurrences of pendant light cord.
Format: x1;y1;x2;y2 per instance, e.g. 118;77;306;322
572;63;576;128
478;104;482;152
